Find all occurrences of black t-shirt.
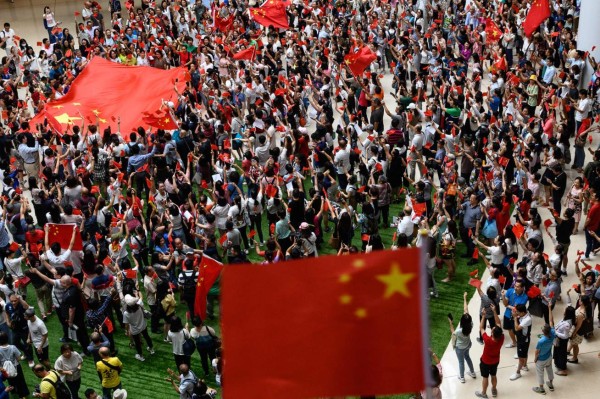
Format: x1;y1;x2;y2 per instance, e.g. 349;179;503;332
62;286;84;321
556;218;575;244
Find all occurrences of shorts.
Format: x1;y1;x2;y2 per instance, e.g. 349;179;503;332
36;346;50;362
516;340;530;358
570;334;583;345
480;360;499;378
503;316;514;331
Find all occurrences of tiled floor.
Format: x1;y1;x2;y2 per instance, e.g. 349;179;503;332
3;1;600;398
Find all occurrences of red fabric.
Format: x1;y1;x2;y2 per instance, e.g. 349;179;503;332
214;12;234;32
30;57;188;138
221;248;426;398
481;332;505;365
250;2;289;29
344;46;377;76
193;255;223;319
496;201;511;232
522;0;551;37
47;223;83;251
37;109;64;133
485;19;503;43
233;46;257;61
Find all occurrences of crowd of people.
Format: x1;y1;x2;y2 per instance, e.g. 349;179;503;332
1;0;600;398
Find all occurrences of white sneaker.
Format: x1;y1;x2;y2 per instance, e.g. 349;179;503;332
467;371;477;378
135;354;145;362
522;366;529;372
510;373;522;381
28;360;34;368
514;353;519;359
505;342;516;348
147;347;155;355
458;376;466;383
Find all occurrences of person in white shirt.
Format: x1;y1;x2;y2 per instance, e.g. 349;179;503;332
396;207;415;239
42;224;78;270
0;23;16;56
574;89;591;131
25;308;50;370
334;138;351;190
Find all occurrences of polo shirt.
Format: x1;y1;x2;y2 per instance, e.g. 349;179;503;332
503;288;529;319
536;329;556;361
586;203;600;231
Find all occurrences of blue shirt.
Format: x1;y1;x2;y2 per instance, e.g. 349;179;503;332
504;288;529;319
536;328;555;361
127;147;156;173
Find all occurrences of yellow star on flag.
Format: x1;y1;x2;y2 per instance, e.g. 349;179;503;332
92;109;101;115
54;113;82;124
53;105;64;109
376;263;415;298
99;118;107;123
72;102;81;106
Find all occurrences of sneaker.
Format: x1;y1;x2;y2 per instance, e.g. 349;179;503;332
475;391;489;399
163;337;172;343
509;372;522;381
491;388;497;398
59;337;69;343
522;366;529;372
135;354;145;362
513;353;519;359
547;382;554;391
532;387;546;395
476;338;483;345
505;342;516;348
467;371;477;378
28;360;34;368
458;376;466;383
147;347;155;355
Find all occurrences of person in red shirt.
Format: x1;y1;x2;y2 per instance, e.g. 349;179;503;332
25;225;45;258
476;304;504;399
584;191;600;258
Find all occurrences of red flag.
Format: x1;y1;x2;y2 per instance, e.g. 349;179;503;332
103;317;114;333
485;19;503;43
344;46;377;76
233;46;257;61
469;269;478;277
512;222;525;239
47;223;83;251
248;229;257;239
498;275;507;285
412;202;426;217
522;0;551;37
249;2;289;29
29;57;188;139
498;157;509;167
493;57;508;72
543;219;553;229
473;248;479;259
214;12;234;32
221;248;427;398
469;278;482;288
194;255;223;319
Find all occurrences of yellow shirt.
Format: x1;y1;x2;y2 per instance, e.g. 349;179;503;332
96;357;123;388
40;370;59;399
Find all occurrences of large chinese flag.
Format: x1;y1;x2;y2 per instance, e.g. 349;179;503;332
194;255;223;319
221;248;428;398
522;0;551;37
344;46;377;76
30;57;188;138
485;18;503;44
250;0;289;29
142;109;178;130
47;223;83;251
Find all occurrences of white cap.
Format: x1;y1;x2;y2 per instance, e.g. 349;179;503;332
407;103;416;110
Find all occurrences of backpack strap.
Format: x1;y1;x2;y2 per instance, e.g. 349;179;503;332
101;359;122;374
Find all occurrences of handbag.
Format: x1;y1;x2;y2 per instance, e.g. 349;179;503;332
528;296;544;318
14;276;31;289
205;326;222;349
182;331;196;356
482;219;498;239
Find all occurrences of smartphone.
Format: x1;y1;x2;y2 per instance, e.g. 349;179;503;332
447;313;453;322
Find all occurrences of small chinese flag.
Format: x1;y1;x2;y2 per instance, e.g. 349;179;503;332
595;264;600;272
392;232;397;243
543;219;553;229
219;234;228;246
512;223;525;239
469;269;478;277
103;317;114;334
412;202;426;217
469;278;482;288
498;157;509;167
248;230;256;239
146;178;152;189
47;223;83;251
498;275;507;285
221;248;427;398
124;269;137;279
549;291;555;299
473;248;479;259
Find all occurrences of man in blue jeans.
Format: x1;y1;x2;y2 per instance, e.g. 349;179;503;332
584;191;600;258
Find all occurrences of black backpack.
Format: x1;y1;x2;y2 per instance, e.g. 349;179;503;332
181;271;197;296
43;371;72;399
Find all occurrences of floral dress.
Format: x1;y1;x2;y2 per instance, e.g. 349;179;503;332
567;185;583;218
